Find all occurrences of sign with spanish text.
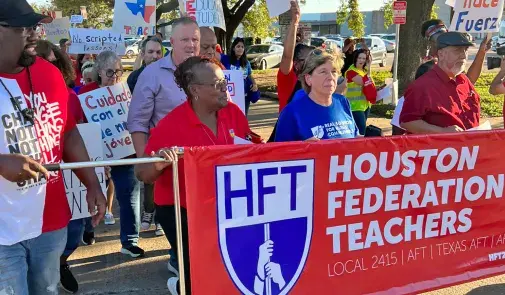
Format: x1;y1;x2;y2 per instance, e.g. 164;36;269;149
181;0;226;31
69;28;126;55
223;70;245;114
113;0;156;36
63;123;107;220
450;0;504;33
43;17;70;44
78;82;135;160
185;131;505;294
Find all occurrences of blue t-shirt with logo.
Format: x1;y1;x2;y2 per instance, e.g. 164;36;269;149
275;90;360;142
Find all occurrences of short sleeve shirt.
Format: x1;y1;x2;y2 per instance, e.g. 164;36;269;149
277;69;298;113
0;57;75;244
400;65;480;130
145;101;251;207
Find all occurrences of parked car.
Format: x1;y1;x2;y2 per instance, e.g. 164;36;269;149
311;37;327;48
270;36;283;45
492;35;499;51
369;33;387;39
356;37;388;67
382;39;396;53
124;39;141;59
324;39;343;53
246;44;284;70
382;34;396;41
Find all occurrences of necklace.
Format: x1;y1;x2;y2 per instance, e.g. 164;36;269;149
0;67;36;125
201;121;229;146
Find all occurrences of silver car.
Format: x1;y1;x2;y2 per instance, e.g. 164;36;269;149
246;44;284;70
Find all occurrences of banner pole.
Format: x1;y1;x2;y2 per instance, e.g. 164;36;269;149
172;154;187;295
43;148;185;171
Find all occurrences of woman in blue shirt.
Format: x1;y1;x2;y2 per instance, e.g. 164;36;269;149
221;37;259;115
275;49;359;142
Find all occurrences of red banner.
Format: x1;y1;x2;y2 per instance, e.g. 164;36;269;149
184;131;505;295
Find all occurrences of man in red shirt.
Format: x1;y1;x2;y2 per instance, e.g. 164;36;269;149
489;56;505;124
0;1;105;293
400;32;480;133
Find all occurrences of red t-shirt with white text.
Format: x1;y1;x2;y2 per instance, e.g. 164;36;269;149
0;57;75;239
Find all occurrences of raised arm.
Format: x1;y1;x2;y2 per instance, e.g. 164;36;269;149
279;1;301;75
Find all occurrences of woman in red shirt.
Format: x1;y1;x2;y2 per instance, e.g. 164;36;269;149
135;56;258;295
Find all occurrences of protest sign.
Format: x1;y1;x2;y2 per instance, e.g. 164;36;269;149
450;0;505;33
43;17;70;44
112;0;156;36
78;82;135;160
69;28;126;55
185;130;505;294
223;70;245;114
182;0;226;31
266;0;291;18
63;123;106;220
70;15;84;24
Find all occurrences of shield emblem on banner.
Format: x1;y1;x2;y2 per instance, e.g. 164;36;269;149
216;160;315;295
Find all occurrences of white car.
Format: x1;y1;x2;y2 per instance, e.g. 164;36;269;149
124;39;141;59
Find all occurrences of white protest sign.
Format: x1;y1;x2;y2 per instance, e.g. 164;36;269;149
69;28;126;55
43;17;70;44
63;123;107;220
70;15;84;24
450;0;504;33
223;70;245;114
266;0;291;18
78;82;135;160
183;0;226;31
446;0;456;7
113;0;156;36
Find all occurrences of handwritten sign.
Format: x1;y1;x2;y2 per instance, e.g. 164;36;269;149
113;0;156;36
223;70;245;114
450;0;504;33
70;15;84;24
63;123;107;220
69;28;126;55
43;17;70;44
183;0;226;31
78;82;135;160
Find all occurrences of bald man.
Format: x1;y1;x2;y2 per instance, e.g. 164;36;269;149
200;27;218;59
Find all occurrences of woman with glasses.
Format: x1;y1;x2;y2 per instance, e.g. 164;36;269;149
77;51;145;258
275;49;359;142
135;56;260;295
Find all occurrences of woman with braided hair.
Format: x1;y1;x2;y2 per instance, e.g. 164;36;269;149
135;56;260;295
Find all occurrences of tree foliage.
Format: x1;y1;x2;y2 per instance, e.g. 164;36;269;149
241;0;278;39
336;0;366;37
52;0;114;29
381;0;439;29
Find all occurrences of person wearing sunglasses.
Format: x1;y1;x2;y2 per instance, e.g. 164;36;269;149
0;1;106;294
135;56;261;295
275;49;359;142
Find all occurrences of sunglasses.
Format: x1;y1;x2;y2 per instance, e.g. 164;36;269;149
195;78;228;91
105;69;124;78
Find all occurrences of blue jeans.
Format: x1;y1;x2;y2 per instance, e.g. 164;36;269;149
111;165;140;248
352;107;371;136
63;217;93;258
0;227;67;295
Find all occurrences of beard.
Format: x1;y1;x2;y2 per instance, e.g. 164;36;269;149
450;61;466;76
17;50;36;67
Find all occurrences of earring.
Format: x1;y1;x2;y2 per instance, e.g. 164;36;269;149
194;95;199;101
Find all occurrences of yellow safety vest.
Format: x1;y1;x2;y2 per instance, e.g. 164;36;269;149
345;65;371;112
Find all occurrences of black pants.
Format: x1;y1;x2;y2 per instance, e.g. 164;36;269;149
156;205;191;294
143;183;159;223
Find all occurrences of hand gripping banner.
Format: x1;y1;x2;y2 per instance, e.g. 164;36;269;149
184;130;505;295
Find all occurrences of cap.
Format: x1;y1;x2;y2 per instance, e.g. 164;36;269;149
0;0;52;28
437;32;474;49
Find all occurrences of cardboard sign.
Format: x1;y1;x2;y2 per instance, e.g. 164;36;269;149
78;82;135;160
450;0;505;33
223;70;245;114
185;130;505;294
43;17;70;44
266;0;291;18
113;0;156;36
182;0;226;31
69;28;126;55
63;123;107;220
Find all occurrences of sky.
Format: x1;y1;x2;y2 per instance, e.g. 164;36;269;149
28;0;384;13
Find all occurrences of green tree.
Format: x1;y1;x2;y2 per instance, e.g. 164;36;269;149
336;0;365;37
52;0;113;29
241;0;278;39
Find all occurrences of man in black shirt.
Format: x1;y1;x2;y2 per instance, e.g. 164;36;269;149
127;36;163;92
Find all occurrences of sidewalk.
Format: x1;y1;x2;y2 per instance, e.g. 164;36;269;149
67;98;505;294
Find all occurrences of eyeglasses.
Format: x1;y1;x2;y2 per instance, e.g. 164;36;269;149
105;69;124;78
0;23;42;36
195;78;228;91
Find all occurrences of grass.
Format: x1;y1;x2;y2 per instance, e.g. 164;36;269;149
253;69;504;119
